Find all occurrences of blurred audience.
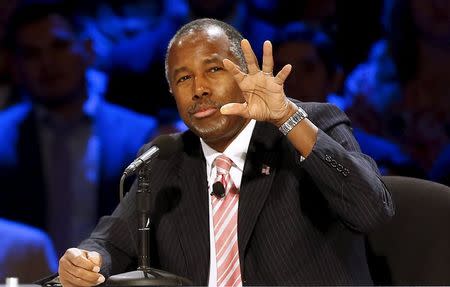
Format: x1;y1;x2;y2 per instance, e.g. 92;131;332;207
334;0;384;73
345;0;450;184
0;218;57;283
273;22;344;106
0;1;158;256
250;0;384;74
273;22;416;176
79;0;187;117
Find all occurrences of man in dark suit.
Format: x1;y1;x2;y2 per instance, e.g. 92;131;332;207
0;2;157;256
58;18;394;286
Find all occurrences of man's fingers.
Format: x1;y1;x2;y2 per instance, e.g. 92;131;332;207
87;251;102;270
65;248;98;271
274;64;292;85
223;59;246;82
59;256;103;283
60;248;103;286
220;102;249;118
261;40;274;74
241;39;259;74
60;267;105;287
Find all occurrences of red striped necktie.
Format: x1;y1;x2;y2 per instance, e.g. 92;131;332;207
211;155;242;287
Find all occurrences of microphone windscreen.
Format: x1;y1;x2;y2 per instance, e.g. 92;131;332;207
212;182;226;198
152;134;183;159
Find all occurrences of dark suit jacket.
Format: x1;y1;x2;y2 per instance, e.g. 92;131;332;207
0;101;157;231
79;101;394;285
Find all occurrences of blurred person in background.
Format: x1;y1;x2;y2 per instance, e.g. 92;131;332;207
249;0;384;74
0;1;158;256
80;0;188;118
345;0;450;184
273;22;412;176
273;22;344;107
0;218;57;283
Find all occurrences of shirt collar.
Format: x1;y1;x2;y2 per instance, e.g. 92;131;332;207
201;119;256;172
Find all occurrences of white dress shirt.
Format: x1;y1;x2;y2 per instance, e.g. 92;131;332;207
200;119;256;287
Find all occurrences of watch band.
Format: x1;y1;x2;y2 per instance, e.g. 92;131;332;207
278;107;308;136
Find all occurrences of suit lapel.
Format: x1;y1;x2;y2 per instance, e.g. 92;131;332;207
162;125;282;282
238;122;281;272
171;132;210;284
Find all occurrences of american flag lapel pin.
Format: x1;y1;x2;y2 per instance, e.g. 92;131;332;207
261;164;270;175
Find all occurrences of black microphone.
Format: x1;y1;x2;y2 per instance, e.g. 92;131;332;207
123;134;181;176
211;181;225;198
120;134;182;201
108;133;192;286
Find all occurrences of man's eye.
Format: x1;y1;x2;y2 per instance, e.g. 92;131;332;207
209;67;222;73
177;75;190;83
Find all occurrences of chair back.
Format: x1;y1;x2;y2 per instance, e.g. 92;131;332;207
368;176;450;285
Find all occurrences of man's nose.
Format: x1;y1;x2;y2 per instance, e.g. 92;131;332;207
192;76;211;100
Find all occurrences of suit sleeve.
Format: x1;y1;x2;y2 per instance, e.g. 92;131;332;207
78;180;139;277
299;103;394;233
78;136;180;278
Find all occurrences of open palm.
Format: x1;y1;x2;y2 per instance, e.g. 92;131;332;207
221;39;293;123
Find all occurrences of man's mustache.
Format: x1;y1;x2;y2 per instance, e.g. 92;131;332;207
188;99;222;114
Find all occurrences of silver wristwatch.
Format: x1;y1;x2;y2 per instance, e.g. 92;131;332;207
278;107;308;136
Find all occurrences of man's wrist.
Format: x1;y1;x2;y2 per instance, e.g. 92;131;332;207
274;101;298;127
278;105;308;136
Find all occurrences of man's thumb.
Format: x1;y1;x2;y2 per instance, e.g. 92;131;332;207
220;102;248;117
87;251;102;269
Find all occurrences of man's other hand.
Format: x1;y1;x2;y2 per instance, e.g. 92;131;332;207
59;248;105;287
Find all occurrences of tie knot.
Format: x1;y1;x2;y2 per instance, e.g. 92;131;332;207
214;154;232;175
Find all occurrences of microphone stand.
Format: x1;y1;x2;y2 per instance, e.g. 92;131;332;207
105;169;192;286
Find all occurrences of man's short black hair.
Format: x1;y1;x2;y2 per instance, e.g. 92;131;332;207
273;22;340;78
4;0;82;50
164;18;248;84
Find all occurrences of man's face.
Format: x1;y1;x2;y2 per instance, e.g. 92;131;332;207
167;28;248;149
14;14;91;107
275;41;331;102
